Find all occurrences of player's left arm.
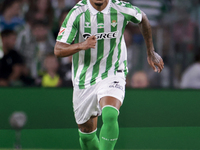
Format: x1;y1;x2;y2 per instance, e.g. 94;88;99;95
138;11;164;73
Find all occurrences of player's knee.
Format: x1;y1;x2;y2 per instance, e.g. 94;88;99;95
102;106;119;125
78;117;97;133
79;130;96;142
79;126;94;133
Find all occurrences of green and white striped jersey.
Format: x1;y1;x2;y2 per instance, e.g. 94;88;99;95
57;0;142;89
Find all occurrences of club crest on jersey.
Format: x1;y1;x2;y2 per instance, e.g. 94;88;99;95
111;20;117;27
85;22;91;28
83;31;118;40
58;27;65;36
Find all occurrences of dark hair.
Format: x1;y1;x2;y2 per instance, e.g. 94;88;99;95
1;29;16;38
0;0;21;13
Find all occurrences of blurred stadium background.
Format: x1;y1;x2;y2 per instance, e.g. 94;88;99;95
0;0;200;150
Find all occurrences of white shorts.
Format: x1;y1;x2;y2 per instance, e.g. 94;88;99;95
73;74;126;124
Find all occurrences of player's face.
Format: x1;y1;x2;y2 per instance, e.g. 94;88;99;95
90;0;107;7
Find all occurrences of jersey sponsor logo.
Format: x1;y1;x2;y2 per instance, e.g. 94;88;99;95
83;31;118;40
58;27;66;36
111;20;117;27
85;22;91;28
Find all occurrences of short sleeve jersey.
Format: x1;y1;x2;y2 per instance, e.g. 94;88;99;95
57;0;142;89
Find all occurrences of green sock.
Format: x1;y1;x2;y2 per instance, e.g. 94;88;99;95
99;106;119;150
79;129;99;150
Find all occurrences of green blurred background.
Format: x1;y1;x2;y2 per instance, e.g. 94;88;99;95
0;88;200;150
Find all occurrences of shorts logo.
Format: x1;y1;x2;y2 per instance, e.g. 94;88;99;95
109;81;123;91
83;31;118;40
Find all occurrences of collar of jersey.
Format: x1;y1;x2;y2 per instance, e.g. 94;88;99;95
87;0;111;15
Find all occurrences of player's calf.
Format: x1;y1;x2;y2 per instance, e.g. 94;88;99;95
99;105;119;150
78;116;99;150
79;129;99;150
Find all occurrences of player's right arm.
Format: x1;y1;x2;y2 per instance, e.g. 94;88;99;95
54;35;97;57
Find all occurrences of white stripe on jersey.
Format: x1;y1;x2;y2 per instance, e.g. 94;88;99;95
60;11;78;44
118;36;127;71
97;13;111;79
108;12;125;76
73;13;85;85
112;3;142;22
84;14;98;85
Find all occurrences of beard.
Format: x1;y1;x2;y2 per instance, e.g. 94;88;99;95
94;2;103;6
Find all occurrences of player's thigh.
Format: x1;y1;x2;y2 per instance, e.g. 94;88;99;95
73;84;101;130
78;116;98;133
97;75;126;110
100;96;121;110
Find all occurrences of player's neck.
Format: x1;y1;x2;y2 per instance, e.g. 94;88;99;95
89;0;108;12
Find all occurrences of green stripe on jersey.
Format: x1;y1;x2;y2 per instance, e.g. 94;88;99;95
121;9;141;24
73;32;80;80
123;60;128;76
57;6;77;41
114;17;127;73
81;0;87;5
72;14;81;79
102;7;118;79
90;12;104;85
79;10;91;89
57;1;87;42
67;13;83;44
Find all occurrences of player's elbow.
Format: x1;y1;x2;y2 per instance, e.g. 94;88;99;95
54;48;62;58
54;43;62;57
54;49;60;57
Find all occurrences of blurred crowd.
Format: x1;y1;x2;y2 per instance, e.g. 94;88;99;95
0;0;199;89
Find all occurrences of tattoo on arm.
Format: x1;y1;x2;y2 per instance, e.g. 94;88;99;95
138;11;154;56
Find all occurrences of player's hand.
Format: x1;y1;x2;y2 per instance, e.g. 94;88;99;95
147;51;164;73
80;35;97;50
